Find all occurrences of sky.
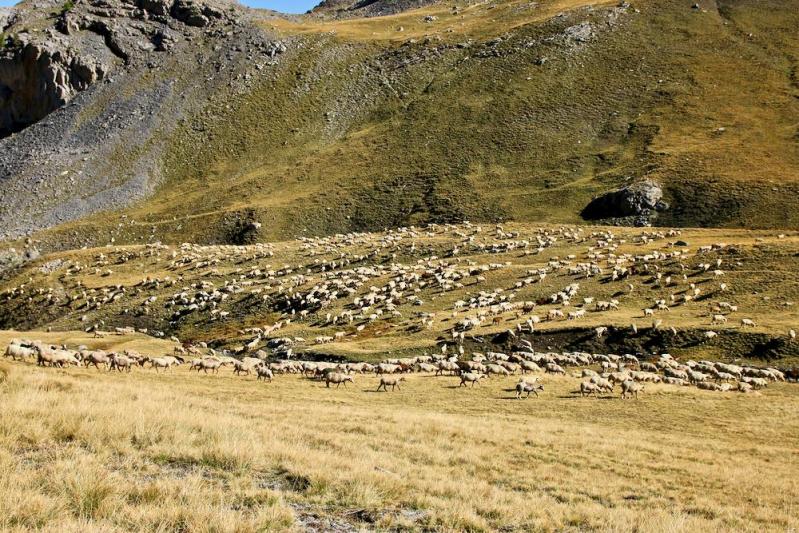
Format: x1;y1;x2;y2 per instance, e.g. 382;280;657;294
0;0;320;12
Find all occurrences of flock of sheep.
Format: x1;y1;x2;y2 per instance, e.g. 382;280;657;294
5;337;788;399
1;222;796;403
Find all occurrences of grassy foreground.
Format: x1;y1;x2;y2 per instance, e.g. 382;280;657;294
0;359;797;532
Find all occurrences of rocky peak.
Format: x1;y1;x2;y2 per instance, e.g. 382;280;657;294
0;0;245;137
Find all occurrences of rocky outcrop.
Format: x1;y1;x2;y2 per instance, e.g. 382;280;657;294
581;180;669;226
0;8;11;32
0;35;112;136
0;0;287;240
0;0;241;138
312;0;439;18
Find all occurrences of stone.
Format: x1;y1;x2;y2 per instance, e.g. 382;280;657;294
580;180;669;224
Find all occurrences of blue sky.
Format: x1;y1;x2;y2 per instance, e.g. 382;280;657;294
0;0;320;12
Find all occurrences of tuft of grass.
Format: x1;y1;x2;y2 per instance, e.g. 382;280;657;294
0;361;9;385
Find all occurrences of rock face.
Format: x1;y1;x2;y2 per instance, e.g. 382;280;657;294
0;0;241;137
0;36;112;136
580;180;669;226
0;0;287;240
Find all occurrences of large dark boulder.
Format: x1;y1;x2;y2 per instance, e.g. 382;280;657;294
581;180;669;226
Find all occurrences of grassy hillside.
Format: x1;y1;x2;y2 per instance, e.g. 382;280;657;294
13;0;798;253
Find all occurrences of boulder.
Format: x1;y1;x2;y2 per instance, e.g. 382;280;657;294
581;180;669;225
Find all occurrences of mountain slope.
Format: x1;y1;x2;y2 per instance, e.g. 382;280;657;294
0;0;798;253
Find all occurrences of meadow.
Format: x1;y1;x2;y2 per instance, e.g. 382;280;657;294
1;353;798;532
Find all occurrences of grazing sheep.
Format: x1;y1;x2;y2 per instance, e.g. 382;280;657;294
740;318;756;328
459;372;485;387
620;380;644;399
4;343;34;361
589;376;614;392
737;382;753;393
436;361;459;376
545;363;565;375
376;363;401;375
520;360;541;374
485;364;510;377
149;357;175;372
580;381;601;397
200;359;223;374
712;314;727;324
608;371;632;384
663;377;689;386
664;368;688;381
256;365;274;382
515;381;543;399
687;370;709;383
109;354;134;372
416;362;438;373
377;376;405;391
640;362;658;372
82;350;111;370
325;372;353;388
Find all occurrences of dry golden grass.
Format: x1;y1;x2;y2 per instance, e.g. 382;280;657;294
263;0;616;44
0;359;797;531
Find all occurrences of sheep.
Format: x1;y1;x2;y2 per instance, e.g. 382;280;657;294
459;372;486;387
664;368;688;381
149;357;175;372
640;362;658;372
256;365;274;382
325;372;353;388
33;344;81;368
580;381;601;397
109;354;134;372
485;364;510;377
589;376;614;392
436;361;459;376
82;350;111;370
4;343;35;361
742;376;768;389
740;318;756;328
711;314;727;324
545;362;565;375
737;382;753;393
697;381;723;392
416;362;438;373
232;360;252;376
515;381;543;399
621;380;644;399
687;370;709;383
376;363;401;375
377;376;405;391
200;359;223;374
608;371;632;384
663;377;689;386
520;360;541;374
